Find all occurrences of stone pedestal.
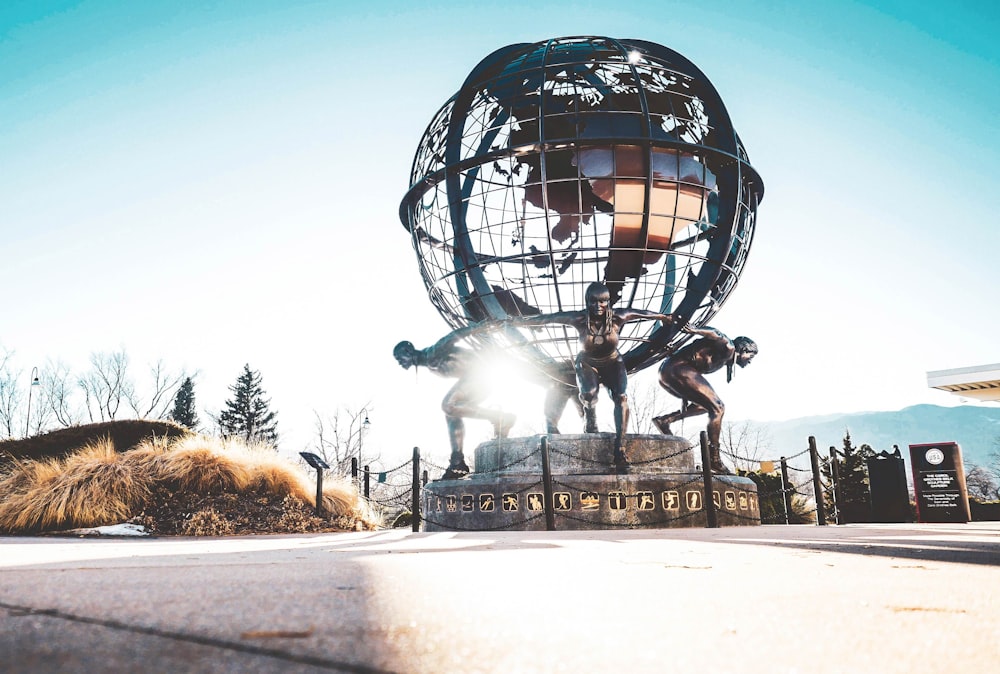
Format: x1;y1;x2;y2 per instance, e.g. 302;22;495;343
422;434;760;531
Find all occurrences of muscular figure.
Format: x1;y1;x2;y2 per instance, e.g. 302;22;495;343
652;325;758;474
505;282;673;473
394;327;578;480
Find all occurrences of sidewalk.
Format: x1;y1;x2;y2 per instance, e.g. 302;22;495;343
2;523;998;673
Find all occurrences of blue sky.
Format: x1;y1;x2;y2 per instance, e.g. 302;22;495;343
2;1;998;463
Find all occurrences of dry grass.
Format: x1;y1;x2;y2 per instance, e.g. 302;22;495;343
0;432;379;535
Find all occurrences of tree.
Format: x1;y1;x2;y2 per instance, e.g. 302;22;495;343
169;377;200;430
307;404;375;476
821;430;875;523
78;349;134;422
128;360;186;419
740;469;814;524
0;348;23;439
965;465;999;501
719;420;773;474
627;380;674;434
42;359;82;427
217;365;278;446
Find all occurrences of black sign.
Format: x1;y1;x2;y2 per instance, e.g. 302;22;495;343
909;442;970;523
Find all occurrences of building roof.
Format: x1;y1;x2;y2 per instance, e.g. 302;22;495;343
927;363;1000;402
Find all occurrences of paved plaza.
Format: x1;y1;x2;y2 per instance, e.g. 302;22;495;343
2;523;998;673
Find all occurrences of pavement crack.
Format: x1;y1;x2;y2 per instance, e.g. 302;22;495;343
0;600;391;674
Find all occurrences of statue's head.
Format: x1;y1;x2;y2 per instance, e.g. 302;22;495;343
393;340;417;369
733;336;758;368
585;282;611;318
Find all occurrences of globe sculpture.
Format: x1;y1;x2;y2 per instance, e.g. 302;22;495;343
399;35;764;377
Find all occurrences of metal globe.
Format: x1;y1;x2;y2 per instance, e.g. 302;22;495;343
399;36;763;375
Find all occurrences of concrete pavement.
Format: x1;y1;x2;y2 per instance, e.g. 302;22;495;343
2;523;998;673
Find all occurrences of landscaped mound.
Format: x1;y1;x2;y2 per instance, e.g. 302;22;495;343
0;434;378;535
0;419;191;466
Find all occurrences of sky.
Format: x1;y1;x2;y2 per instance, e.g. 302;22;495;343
2;0;998;468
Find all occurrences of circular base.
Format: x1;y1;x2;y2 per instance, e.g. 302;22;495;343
475;433;695;475
422;434;760;531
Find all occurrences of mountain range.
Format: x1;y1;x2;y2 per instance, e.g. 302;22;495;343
753;404;1000;470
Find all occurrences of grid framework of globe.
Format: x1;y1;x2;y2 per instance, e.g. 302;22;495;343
399;36;764;375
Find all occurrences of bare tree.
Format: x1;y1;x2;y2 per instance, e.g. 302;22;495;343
627;380;674;434
78;349;134;422
991;441;1000;488
307;404;376;477
966;464;1000;501
719;420;774;473
127;360;188;419
0;347;22;439
42;359;82;427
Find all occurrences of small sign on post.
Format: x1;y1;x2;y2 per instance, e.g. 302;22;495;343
299;452;331;517
908;442;970;523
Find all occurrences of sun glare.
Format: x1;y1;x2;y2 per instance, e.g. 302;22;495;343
476;356;549;435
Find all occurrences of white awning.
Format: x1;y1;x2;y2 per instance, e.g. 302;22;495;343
927;363;1000;402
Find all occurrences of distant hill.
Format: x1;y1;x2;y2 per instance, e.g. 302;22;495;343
755;405;1000;469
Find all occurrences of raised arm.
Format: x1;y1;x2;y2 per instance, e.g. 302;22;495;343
431;323;487;352
681;324;729;344
505;311;584;328
614;308;675;324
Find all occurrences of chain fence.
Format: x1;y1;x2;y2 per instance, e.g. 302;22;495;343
323;434;848;531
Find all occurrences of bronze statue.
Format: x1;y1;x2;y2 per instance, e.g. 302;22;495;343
534;362;584;435
504;282;674;473
394;327;579;480
652;325;758;474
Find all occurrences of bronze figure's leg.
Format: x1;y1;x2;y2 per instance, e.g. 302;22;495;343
657;361;730;473
604;362;630;474
653;401;708;434
575;358;601;433
651;415;672;434
440;377;515;479
543;383;574;434
442;415;470;480
582;404;598;433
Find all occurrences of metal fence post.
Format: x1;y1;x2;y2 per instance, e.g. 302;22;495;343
809;436;826;525
364;464;370;499
829;446;841;524
540;436;556;531
780;457;792;525
411;447;420;533
700;432;718;528
315;464;325;517
351;457;358;486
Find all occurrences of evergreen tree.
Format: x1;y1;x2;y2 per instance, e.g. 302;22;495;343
217;364;278;446
169;377;199;429
821;430;875;523
739;470;813;524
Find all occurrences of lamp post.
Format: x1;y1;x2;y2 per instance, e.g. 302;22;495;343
358;409;371;497
24;367;39;438
358;408;371;467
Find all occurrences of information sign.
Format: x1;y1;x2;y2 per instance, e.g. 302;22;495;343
908;442;970;523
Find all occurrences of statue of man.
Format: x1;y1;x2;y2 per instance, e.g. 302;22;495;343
394;326;514;480
394;327;578;480
504;282;674;473
652;325;758;474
